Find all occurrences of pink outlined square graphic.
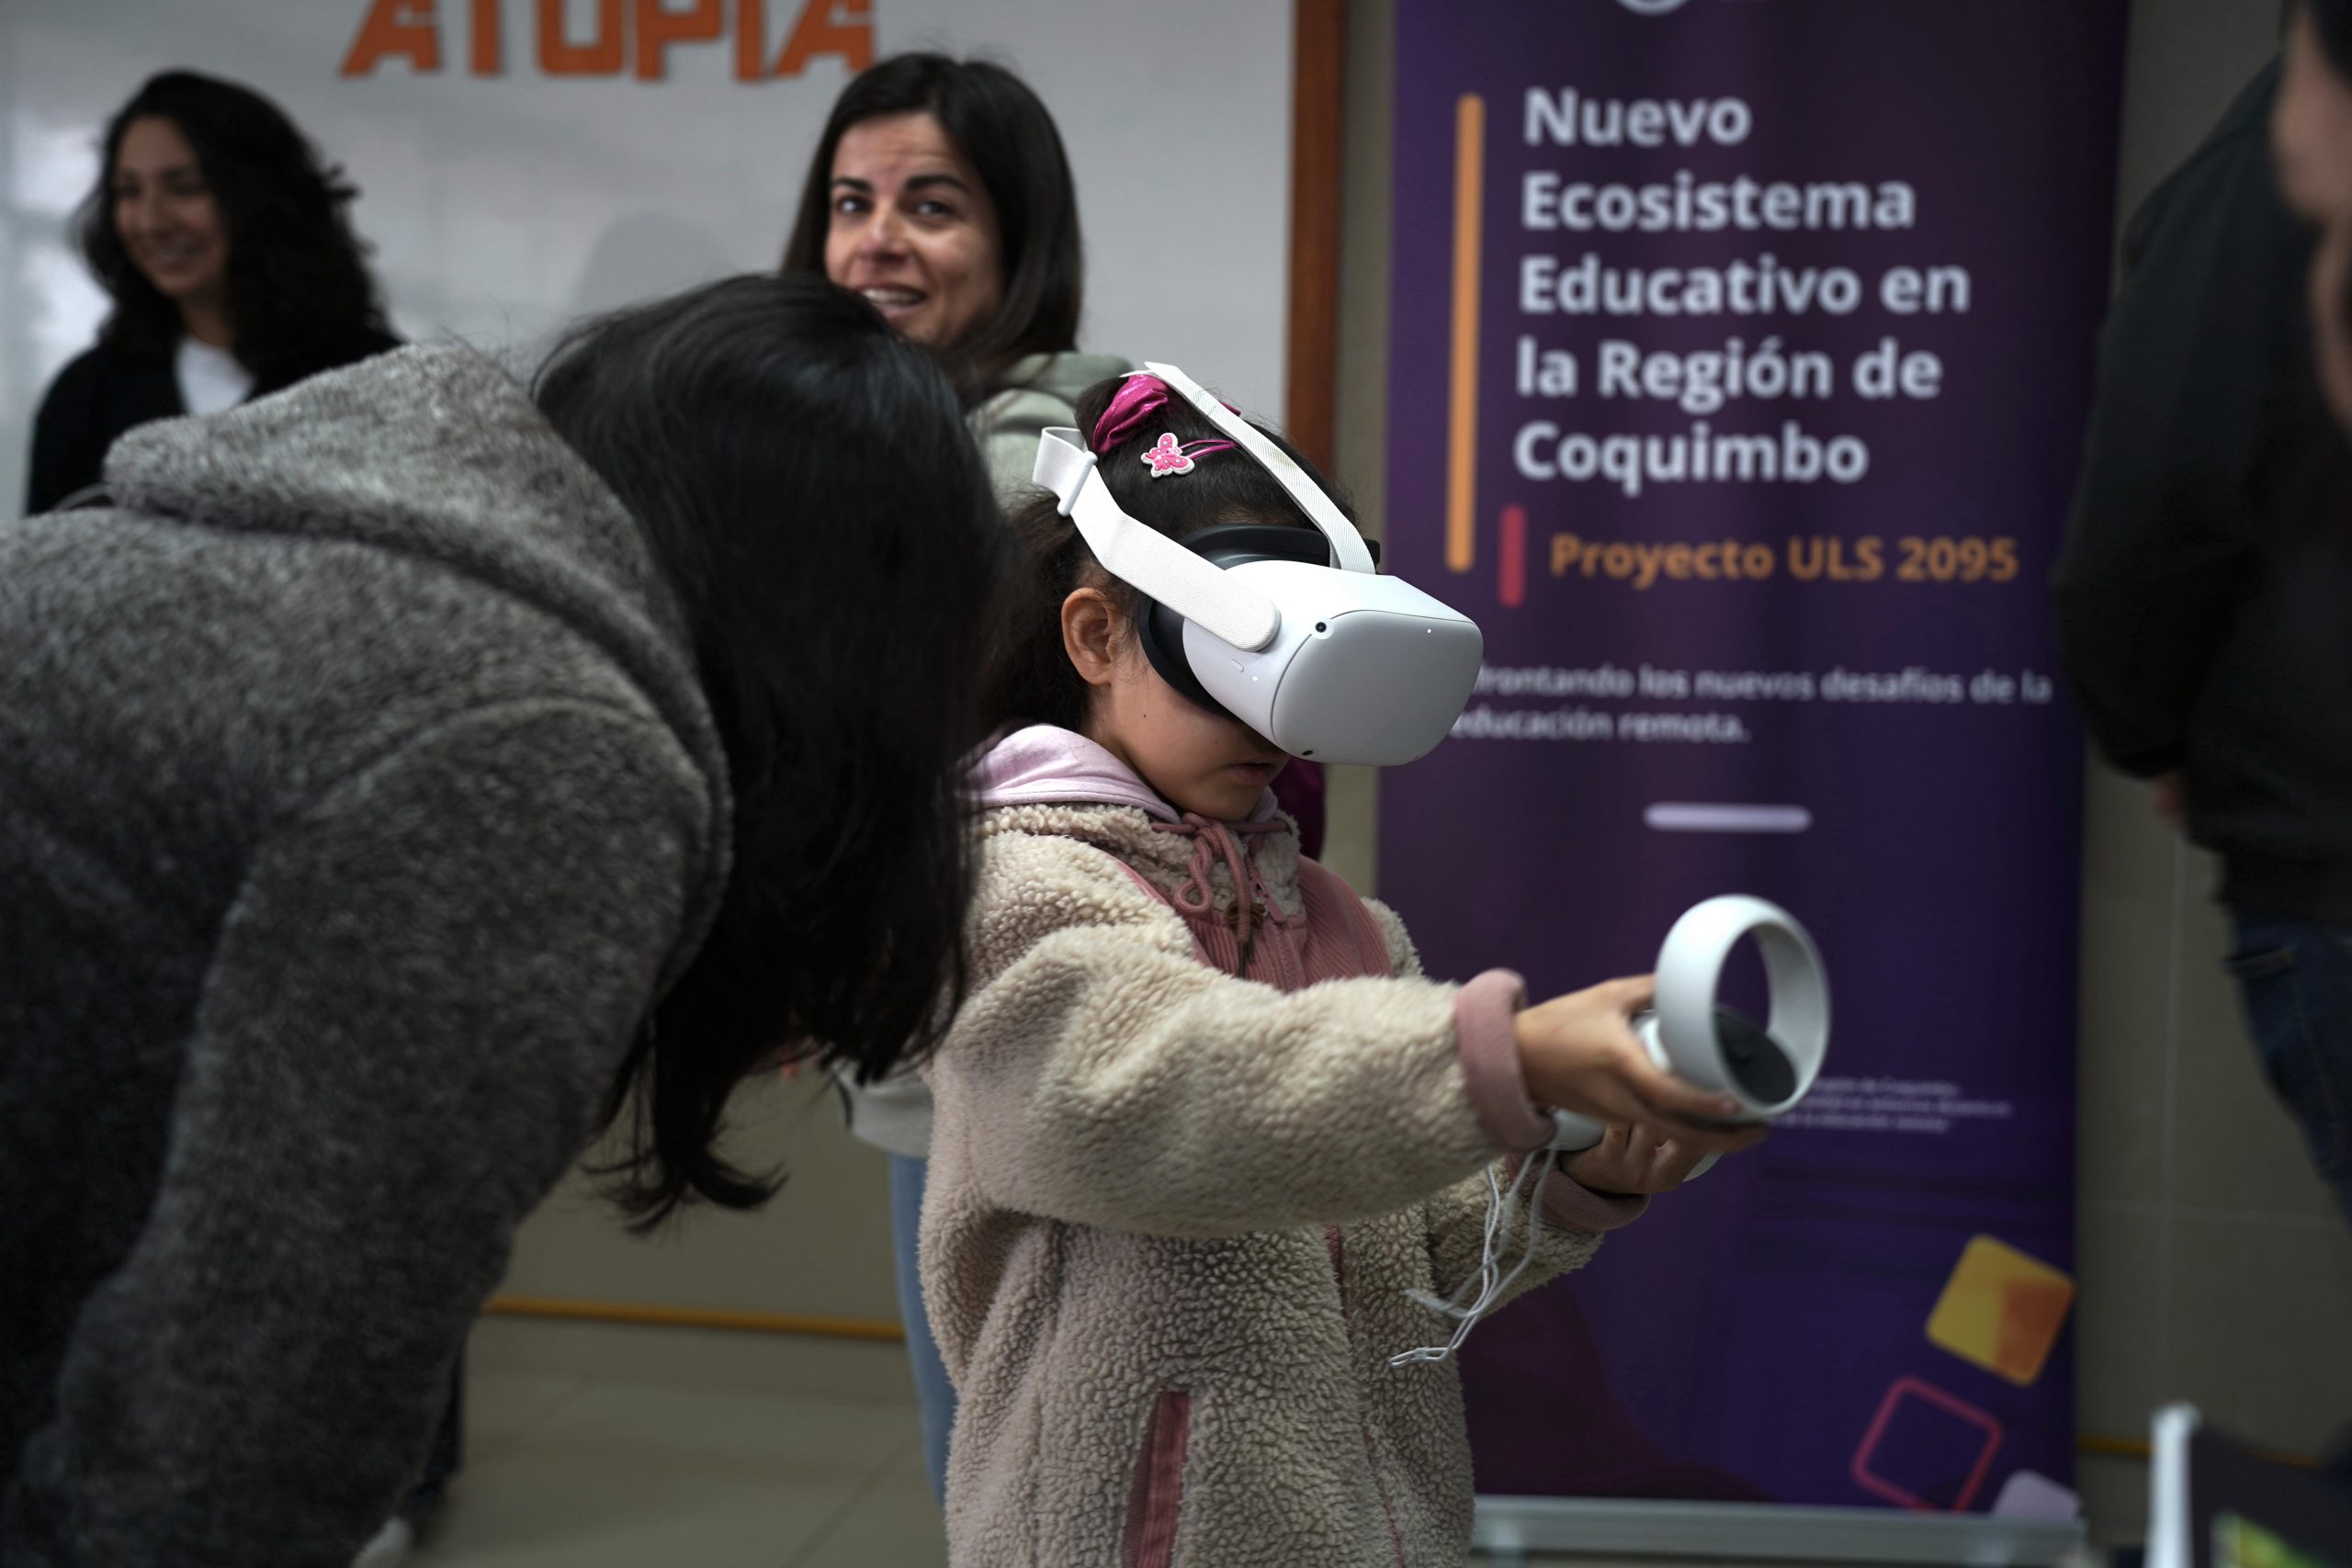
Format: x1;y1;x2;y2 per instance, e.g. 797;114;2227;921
1850;1376;2005;1512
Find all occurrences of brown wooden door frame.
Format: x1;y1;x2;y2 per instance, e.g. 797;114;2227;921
1285;0;1348;472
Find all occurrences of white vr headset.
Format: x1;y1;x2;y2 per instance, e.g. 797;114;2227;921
1031;362;1484;767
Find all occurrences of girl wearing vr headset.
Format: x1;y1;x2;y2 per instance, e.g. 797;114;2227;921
920;371;1764;1566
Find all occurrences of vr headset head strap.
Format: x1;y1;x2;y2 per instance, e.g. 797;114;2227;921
1141;362;1377;575
1032;428;1281;652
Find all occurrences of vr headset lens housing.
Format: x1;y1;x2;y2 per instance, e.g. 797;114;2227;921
1033;364;1483;767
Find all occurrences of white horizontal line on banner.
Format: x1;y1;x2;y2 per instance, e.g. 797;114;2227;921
1645;803;1813;834
1473;1497;2083;1564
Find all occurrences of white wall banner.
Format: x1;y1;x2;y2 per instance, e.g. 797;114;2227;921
0;0;1292;512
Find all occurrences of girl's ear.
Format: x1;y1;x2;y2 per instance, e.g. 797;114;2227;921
1060;585;1125;689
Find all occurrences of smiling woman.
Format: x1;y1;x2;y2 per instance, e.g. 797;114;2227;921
780;54;1130;500
24;71;399;515
823;112;1005;355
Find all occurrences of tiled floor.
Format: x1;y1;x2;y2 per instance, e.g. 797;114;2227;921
413;1319;1723;1567
420;1318;2123;1567
413;1320;945;1567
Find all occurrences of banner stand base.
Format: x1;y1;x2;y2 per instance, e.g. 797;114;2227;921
1473;1496;2087;1566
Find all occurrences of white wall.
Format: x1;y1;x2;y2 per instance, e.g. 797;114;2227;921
0;0;1293;513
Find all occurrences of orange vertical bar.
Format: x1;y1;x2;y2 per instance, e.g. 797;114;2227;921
1283;0;1347;473
1446;94;1486;574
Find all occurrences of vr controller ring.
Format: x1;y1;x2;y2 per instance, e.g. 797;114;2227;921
1549;894;1830;1162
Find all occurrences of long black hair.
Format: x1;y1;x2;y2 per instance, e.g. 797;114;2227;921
76;70;392;389
781;53;1082;401
985;373;1351;736
535;275;1002;1224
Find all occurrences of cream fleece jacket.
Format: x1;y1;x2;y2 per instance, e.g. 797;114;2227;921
921;728;1645;1567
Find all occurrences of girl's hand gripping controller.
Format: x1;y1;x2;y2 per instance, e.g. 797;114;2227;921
1548;894;1829;1176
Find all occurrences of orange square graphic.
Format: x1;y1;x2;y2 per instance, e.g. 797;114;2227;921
1926;1235;2075;1386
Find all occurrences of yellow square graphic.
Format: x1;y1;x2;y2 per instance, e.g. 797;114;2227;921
1926;1235;2075;1387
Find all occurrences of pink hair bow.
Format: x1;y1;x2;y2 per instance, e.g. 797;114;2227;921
1091;372;1243;455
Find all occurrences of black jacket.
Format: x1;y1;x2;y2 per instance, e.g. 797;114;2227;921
25;327;400;515
2054;62;2352;921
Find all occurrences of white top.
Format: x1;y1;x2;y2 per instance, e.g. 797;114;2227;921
175;337;254;416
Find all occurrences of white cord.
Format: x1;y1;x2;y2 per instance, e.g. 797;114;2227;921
1389;1147;1559;1367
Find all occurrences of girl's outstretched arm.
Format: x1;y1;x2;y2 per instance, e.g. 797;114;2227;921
929;834;1552;1238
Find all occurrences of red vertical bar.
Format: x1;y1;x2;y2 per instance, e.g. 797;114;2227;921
1498;504;1526;607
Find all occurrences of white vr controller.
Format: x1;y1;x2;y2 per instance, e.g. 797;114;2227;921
1032;363;1485;767
1548;895;1830;1176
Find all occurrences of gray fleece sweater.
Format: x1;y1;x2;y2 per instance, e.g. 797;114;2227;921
0;345;729;1566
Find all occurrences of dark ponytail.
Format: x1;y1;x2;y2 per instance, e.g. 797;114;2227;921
536;275;1001;1224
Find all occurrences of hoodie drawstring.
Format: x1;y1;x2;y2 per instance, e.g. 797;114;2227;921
1151;814;1297;973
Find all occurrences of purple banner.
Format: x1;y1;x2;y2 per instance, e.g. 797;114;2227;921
1381;0;2124;1511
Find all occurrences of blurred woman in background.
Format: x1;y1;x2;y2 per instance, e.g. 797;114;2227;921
25;69;397;514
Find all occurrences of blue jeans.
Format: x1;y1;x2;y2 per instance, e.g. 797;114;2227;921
889;1153;955;1502
2225;917;2352;1233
